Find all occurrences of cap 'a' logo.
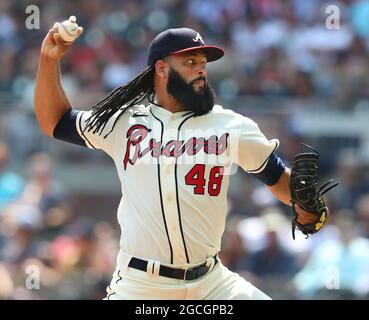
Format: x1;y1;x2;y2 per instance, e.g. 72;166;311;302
192;33;204;45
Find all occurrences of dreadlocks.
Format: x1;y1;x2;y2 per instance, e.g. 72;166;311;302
84;65;155;138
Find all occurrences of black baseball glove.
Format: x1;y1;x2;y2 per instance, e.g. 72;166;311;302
290;144;339;239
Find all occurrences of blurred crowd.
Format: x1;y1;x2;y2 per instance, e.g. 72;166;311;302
0;142;119;299
1;0;369;299
2;0;369;108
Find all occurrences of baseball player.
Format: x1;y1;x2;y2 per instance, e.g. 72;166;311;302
34;24;315;300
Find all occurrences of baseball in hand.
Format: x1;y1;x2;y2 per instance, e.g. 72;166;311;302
58;16;79;42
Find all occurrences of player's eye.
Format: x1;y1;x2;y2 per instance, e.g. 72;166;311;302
186;59;195;66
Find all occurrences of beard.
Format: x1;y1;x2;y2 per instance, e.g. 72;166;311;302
166;67;215;116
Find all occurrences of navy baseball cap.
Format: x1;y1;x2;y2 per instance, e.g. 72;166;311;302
147;28;224;66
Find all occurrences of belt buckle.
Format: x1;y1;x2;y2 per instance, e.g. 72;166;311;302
184;266;198;281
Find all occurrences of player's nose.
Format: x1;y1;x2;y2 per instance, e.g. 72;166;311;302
197;65;207;77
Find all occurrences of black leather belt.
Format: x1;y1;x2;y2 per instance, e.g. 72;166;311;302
128;255;218;281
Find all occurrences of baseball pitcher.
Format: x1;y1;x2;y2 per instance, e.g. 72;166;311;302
34;23;337;299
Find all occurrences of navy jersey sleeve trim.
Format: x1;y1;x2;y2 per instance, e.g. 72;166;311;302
253;152;285;186
246;141;278;173
53;108;87;147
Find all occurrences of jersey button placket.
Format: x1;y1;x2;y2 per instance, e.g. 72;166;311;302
161;117;187;264
166;193;173;202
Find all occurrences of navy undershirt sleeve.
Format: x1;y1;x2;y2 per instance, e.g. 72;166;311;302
53;108;86;147
253;152;286;186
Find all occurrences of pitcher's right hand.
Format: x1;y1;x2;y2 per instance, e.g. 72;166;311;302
40;22;84;61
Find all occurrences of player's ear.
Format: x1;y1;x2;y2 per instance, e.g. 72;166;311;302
155;59;169;78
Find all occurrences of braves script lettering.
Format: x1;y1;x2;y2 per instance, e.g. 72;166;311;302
123;125;229;169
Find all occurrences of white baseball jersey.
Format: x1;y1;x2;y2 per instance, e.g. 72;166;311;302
75;104;279;266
